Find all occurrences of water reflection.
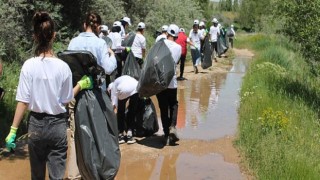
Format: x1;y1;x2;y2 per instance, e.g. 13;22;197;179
118;153;243;180
177;57;250;140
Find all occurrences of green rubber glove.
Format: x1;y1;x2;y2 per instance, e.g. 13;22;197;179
77;75;93;90
126;47;131;52
5;126;18;151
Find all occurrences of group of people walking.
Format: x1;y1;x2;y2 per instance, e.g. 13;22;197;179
4;10;236;179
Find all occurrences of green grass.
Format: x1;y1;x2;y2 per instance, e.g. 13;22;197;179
236;33;320;179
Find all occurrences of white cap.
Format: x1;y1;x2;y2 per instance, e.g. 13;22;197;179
194;19;199;25
161;25;168;32
231;24;234;28
180;28;185;33
113;21;121;27
122;17;131;26
167;24;180;37
137;22;145;29
100;25;108;32
199;21;205;27
212;18;218;23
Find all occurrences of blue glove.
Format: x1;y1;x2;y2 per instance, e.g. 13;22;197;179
5;126;18;151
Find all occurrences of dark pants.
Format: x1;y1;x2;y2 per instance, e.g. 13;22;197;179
115;52;123;78
191;49;200;66
28;112;68;180
179;55;186;78
117;93;139;134
156;88;178;136
211;41;218;57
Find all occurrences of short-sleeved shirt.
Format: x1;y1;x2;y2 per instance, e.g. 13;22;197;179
164;39;182;89
16;57;73;115
209;26;220;42
68;32;117;75
189;30;203;49
109;75;138;108
131;33;146;59
108;32;122;52
155;34;167;42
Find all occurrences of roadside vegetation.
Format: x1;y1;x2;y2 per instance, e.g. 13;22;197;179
235;33;320;179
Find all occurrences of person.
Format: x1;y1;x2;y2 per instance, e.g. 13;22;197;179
209;18;220;62
4;11;93;180
228;24;236;48
156;24;181;146
175;28;189;81
199;21;207;53
66;12;117;179
189;20;204;74
155;25;168;42
108;21;124;78
68;12;117;89
131;22;146;67
99;25;113;49
120;16;131;40
108;75;139;144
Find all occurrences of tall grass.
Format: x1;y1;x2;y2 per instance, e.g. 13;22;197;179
236;33;320;179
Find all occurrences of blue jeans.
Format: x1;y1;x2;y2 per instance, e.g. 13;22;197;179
28;112;68;180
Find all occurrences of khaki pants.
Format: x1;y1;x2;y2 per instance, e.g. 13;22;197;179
64;99;81;180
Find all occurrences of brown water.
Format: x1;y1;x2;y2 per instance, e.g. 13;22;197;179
0;55;252;180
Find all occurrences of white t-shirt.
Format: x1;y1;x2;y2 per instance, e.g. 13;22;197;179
199;29;207;37
189;29;203;49
131;33;146;59
108;75;138;108
155;34;167;42
164;39;182;89
16;57;73;115
108;32;122;51
209;26;220;42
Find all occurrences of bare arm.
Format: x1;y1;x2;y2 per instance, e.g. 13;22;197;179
11;102;29;128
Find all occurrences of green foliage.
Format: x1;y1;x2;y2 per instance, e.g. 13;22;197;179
144;0;204;34
237;34;320;179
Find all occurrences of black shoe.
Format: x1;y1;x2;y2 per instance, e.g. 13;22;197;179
169;127;179;144
126;136;136;144
118;135;125;144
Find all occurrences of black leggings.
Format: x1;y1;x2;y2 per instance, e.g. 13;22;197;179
179;55;186;78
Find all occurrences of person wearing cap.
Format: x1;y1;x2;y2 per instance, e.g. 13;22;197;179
108;21;125;78
99;25;109;38
155;25;168;42
228;24;236;48
199;21;207;53
120;16;131;40
189;20;204;74
108;75;139;144
209;18;220;62
131;22;146;67
176;28;189;81
156;24;181;146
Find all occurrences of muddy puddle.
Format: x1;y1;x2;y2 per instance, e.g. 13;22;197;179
0;55;252;180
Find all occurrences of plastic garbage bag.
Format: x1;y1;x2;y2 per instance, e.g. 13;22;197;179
137;40;175;98
122;51;141;80
201;36;213;69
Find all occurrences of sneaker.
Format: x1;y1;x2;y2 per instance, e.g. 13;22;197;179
169;126;179;144
118;135;125;144
126;136;136;144
163;135;170;146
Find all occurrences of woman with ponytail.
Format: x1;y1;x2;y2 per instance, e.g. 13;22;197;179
4;12;93;179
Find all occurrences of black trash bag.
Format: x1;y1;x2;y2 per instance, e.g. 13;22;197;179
134;98;159;137
137;40;175;98
57;50;105;87
122;51;141;80
201;36;213;69
121;32;136;60
75;89;120;180
217;36;228;56
226;28;235;37
102;36;113;49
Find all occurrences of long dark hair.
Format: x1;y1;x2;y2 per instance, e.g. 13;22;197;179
85;12;102;36
32;11;55;56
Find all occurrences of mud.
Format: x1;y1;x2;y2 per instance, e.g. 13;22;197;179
0;48;254;180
